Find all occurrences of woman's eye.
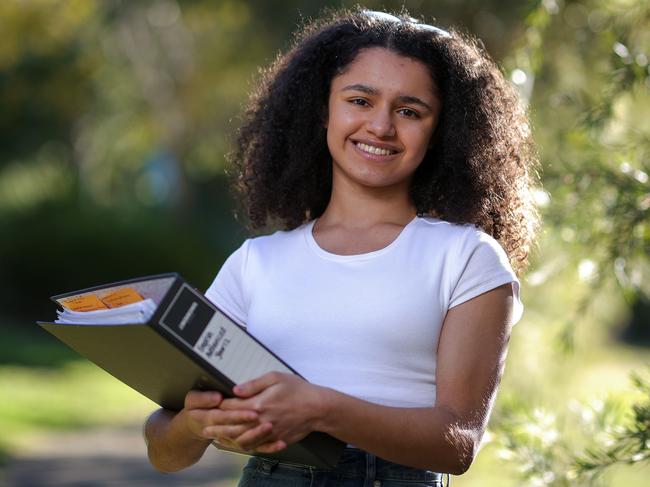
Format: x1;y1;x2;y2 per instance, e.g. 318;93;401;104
398;108;419;118
350;98;369;106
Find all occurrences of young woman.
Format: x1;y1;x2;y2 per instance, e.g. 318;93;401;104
144;8;539;486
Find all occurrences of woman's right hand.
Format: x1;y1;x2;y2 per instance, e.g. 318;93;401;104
145;388;279;472
180;390;263;447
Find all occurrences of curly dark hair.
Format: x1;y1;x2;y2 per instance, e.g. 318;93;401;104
229;7;539;273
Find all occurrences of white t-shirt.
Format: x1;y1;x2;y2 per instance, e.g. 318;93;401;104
205;216;521;408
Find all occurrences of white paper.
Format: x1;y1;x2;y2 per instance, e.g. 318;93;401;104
55;298;157;325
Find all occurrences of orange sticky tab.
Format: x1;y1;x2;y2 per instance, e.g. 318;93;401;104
61;294;109;312
100;287;144;308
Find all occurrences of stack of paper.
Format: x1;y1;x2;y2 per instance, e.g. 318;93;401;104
55;298;157;325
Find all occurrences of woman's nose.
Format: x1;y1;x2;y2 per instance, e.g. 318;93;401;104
366;107;396;137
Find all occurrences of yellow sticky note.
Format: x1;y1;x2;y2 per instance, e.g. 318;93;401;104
61;294;109;312
100;287;144;308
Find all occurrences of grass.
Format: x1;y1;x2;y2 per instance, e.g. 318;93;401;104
0;362;154;443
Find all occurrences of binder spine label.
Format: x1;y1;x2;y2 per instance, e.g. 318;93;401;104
160;285;292;385
160;285;214;346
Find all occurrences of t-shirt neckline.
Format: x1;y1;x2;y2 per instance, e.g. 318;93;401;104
304;215;419;262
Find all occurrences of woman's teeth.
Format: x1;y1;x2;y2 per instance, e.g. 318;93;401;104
356;142;395;156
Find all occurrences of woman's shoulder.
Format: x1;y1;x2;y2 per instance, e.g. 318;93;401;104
412;216;488;242
244;221;312;253
411;216;508;261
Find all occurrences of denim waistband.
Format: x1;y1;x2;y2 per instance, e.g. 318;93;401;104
248;447;446;484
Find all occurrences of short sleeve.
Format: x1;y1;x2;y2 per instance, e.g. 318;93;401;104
204;239;250;327
449;229;523;325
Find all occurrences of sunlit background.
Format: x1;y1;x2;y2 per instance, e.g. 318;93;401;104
1;0;649;486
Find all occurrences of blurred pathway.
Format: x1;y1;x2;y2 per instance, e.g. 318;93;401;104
2;425;245;487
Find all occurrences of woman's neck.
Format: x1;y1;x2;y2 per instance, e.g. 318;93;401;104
318;179;417;229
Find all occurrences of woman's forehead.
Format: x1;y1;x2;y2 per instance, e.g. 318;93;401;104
332;47;438;99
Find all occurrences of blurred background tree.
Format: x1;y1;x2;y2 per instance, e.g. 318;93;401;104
514;0;650;350
0;0;648;485
492;0;650;485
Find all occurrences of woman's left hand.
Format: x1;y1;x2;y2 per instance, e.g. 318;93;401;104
212;372;328;453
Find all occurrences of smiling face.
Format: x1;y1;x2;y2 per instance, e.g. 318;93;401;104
325;47;441;194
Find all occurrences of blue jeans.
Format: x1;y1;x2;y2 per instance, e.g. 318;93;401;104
237;448;448;487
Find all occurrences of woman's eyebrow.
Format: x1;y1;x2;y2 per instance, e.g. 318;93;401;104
396;95;433;112
341;83;433;111
342;83;379;95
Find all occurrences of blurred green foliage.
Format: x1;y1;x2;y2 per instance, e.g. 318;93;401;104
574;368;650;478
512;0;650;352
494;368;650;486
0;0;649;485
498;1;650;483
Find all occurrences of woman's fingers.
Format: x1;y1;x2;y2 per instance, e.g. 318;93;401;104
186;407;258;440
184;390;222;410
203;422;258;440
231;421;276;450
206;408;258;425
233;372;284;398
204;421;275;450
198;409;261;441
